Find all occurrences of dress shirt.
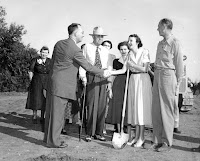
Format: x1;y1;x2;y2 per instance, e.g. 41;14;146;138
79;43;112;79
154;35;184;81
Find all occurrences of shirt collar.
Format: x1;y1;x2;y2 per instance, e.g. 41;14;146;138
70;37;77;44
162;34;174;46
91;43;102;50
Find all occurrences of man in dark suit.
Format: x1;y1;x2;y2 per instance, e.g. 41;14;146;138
43;23;110;148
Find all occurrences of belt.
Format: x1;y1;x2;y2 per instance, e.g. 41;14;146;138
131;72;147;74
155;66;175;70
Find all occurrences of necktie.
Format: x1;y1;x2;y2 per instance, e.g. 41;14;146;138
94;46;102;69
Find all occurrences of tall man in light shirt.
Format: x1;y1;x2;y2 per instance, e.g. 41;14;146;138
79;26;112;142
152;18;184;152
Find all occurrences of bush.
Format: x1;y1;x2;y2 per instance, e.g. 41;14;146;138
0;6;38;92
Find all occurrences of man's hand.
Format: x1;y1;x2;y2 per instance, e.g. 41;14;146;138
108;88;113;98
107;83;113;98
103;69;111;78
175;84;179;96
82;77;87;86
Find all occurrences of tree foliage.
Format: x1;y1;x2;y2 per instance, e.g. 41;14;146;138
0;6;38;92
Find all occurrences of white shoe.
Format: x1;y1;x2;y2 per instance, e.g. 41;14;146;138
127;139;137;146
134;139;145;148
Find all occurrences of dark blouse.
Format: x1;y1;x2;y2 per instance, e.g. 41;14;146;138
30;57;51;74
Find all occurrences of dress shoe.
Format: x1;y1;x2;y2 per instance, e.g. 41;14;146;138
174;128;181;134
127;138;137;146
134;139;145;148
61;129;67;135
157;142;171;152
46;141;68;148
85;136;92;142
147;143;162;151
94;134;106;141
58;141;68;148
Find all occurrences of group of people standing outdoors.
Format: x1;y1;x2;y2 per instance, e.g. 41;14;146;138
26;18;184;152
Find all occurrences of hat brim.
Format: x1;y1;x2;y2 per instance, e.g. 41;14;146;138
89;34;107;36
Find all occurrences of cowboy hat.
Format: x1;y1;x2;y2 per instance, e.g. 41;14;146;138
89;26;107;36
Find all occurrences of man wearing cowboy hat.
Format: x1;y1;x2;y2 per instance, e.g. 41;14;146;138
79;26;112;142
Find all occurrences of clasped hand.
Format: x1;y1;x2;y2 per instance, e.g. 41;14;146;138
103;69;112;78
81;69;112;86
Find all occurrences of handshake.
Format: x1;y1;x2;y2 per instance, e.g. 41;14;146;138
81;69;112;86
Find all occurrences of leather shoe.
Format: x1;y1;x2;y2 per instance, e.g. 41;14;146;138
174;128;181;134
157;142;171;152
85;136;92;142
146;143;162;151
58;141;68;148
94;135;106;141
61;129;67;135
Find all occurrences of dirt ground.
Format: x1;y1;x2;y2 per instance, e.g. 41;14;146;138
0;92;200;161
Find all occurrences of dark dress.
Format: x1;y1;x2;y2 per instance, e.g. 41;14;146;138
106;59;128;124
25;57;51;110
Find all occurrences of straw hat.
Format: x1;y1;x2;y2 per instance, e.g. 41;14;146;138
89;26;107;36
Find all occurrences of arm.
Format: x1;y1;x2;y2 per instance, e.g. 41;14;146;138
74;50;104;77
106;54;116;98
174;40;184;95
128;61;149;73
79;46;87;84
28;71;33;81
28;58;36;81
174;40;184;84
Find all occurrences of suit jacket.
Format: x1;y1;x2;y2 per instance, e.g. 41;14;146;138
49;38;104;100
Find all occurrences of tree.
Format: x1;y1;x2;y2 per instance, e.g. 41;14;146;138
0;6;38;92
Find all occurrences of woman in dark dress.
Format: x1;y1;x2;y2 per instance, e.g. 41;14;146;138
106;41;129;132
26;46;51;124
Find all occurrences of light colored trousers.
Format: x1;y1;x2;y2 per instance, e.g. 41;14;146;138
152;69;178;146
174;100;179;128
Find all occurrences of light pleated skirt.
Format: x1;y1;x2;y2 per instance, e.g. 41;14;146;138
127;73;152;126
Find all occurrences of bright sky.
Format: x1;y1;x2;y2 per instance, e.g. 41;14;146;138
1;0;200;81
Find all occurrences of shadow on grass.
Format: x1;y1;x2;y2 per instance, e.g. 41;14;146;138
0;125;45;147
173;133;200;144
0;112;43;132
0;112;46;146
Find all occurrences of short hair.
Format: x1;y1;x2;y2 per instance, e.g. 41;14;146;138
117;41;128;50
159;18;173;30
68;23;81;35
102;40;112;49
40;46;49;53
129;34;143;48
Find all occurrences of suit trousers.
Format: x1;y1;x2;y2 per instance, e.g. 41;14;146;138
44;92;68;147
152;69;178;146
86;73;107;136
